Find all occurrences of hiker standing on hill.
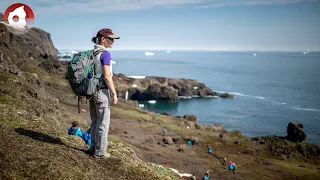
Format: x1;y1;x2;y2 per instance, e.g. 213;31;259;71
163;128;167;136
87;28;119;159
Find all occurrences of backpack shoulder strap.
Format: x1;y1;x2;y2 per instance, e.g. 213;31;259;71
93;49;107;57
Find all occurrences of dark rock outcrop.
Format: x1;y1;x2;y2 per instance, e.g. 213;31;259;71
136;84;179;102
286;122;306;142
0;12;64;75
251;122;319;161
113;74;235;102
252;136;319;159
218;92;235;99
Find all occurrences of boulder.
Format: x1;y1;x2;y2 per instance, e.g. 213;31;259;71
163;137;174;145
177;144;187;152
218;92;235;99
207;125;227;133
286;122;306;142
183;114;197;122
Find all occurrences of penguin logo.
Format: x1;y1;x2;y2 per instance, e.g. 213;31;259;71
2;3;35;34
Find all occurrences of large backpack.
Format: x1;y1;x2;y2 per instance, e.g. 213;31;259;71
67;49;105;113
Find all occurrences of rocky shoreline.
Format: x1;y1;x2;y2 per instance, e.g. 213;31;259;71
113;73;235;102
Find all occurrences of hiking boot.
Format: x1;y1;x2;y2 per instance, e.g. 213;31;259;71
85;149;94;155
93;153;110;159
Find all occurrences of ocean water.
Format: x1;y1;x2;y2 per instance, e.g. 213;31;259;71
65;50;320;146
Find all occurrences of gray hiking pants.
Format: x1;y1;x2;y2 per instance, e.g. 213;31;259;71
89;88;111;156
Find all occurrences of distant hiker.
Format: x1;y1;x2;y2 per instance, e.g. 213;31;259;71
208;146;212;153
88;28;119;159
202;172;209;180
82;128;92;146
228;161;236;171
68;121;83;137
163;128;167;136
187;140;192;147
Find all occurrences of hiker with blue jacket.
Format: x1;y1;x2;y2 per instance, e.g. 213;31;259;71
82;128;92;146
87;28;119;159
202;172;209;180
67;121;91;146
68;121;83;137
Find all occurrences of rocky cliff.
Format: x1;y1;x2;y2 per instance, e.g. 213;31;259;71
0;12;64;74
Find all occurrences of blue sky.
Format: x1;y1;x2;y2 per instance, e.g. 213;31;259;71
1;0;320;51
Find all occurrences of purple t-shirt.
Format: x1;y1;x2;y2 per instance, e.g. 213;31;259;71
100;51;111;65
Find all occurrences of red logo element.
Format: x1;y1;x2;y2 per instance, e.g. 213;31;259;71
2;3;35;34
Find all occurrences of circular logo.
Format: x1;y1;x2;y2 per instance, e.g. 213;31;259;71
2;3;35;35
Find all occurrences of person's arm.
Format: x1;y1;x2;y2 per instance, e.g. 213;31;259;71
102;65;117;96
100;51;118;104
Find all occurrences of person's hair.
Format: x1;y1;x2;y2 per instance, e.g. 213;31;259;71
71;121;79;127
91;36;101;44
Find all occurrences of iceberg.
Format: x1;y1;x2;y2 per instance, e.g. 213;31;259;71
58;49;79;61
127;76;146;79
145;52;154;56
148;100;156;104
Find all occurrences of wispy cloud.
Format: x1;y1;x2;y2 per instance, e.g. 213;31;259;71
28;0;206;14
196;0;318;8
0;0;317;15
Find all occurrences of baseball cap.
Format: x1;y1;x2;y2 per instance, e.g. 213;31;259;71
96;28;120;39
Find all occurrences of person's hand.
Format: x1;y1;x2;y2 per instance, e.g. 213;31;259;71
112;94;118;105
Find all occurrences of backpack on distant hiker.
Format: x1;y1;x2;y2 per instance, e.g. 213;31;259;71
82;129;91;146
68;126;83;137
67;49;106;113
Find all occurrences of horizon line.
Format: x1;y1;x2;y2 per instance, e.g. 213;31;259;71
58;49;320;52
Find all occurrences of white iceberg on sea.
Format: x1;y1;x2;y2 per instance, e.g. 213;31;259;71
145;52;154;56
148;100;156;104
